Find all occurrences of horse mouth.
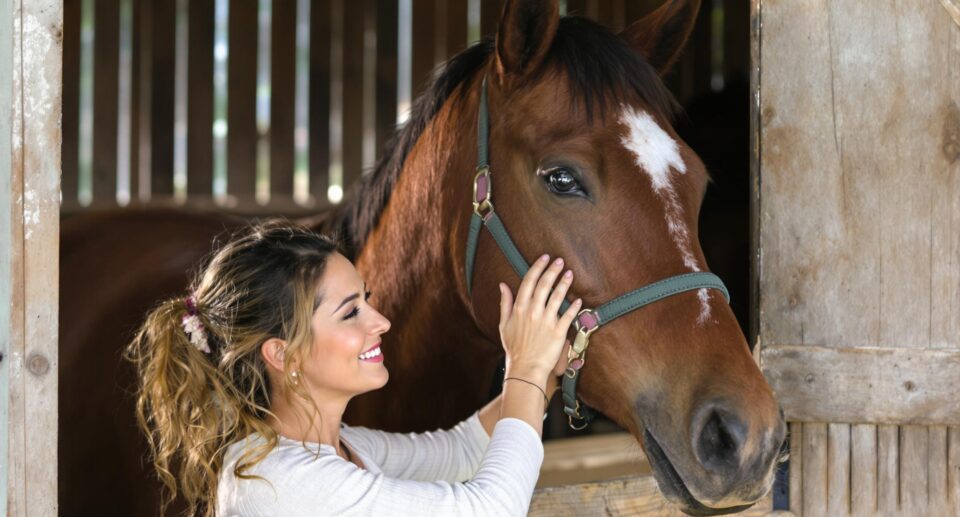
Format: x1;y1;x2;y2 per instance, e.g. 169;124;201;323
642;429;756;516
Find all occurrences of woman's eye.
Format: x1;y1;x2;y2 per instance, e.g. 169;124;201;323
344;291;372;320
544;168;583;195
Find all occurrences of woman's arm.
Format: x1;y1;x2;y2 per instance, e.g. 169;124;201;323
478;372;560;437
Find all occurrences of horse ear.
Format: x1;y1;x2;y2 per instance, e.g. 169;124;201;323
495;0;560;79
619;0;700;75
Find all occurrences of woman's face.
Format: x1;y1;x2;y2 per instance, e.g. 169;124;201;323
300;253;391;398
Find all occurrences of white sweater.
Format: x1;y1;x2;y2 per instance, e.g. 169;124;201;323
216;412;544;516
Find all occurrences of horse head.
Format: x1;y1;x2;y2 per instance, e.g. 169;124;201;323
457;1;784;514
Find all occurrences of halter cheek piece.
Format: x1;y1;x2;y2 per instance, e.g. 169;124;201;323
465;77;731;430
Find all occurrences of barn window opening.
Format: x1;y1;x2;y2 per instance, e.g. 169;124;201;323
293;0;311;205
173;0;190;202
78;0;94;206
256;0;272;205
213;0;229;201
397;0;412;125
116;0;134;206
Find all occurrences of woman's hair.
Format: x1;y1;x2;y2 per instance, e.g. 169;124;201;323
126;219;340;516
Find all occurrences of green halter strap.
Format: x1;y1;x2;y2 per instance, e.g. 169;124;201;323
465;77;730;429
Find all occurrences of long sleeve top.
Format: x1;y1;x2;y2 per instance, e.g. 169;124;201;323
216;412;544;516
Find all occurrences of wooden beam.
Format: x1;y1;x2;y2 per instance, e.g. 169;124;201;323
762;345;960;425
539;432;650;488
530;474;775;516
1;0;62;514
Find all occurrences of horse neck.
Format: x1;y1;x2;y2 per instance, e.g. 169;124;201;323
346;87;504;430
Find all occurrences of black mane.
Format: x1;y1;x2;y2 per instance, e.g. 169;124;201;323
331;16;678;258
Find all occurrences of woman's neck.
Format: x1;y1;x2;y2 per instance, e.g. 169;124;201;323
268;389;350;456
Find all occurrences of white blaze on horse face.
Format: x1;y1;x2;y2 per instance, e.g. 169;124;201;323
619;106;712;324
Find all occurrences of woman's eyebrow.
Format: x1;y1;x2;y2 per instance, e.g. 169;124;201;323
330;281;366;315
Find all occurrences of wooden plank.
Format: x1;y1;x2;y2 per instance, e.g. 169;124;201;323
62;0;80;208
227;0;258;200
801;423;827;516
950;426;960;516
444;0;467;58
928;426;949;516
187;0;214;197
538;432;650;488
341;0;365;189
135;0;151;200
149;0;175;197
270;0;296;201
92;0;119;203
876;425;899;514
374;0;397;160
529;475;774;516
827;423;850;516
849;424;877;516
789;423;803;517
479;0;501;40
410;0;435;98
761;345;960;425
900;425;929;514
2;0;62;513
309;0;330;203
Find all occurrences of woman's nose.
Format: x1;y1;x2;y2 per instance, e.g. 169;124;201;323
370;310;391;334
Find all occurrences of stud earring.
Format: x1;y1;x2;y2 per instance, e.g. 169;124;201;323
290;371;300;385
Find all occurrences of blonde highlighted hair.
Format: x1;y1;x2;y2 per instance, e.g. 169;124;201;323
126;220;340;516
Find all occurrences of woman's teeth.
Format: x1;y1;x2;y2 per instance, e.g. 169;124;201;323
359;345;382;360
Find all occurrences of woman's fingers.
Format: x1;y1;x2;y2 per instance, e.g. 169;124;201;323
530;257;566;317
545;269;574;319
515;254;550;313
558;297;583;333
498;282;513;330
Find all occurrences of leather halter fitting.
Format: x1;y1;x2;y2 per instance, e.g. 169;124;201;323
465;77;730;430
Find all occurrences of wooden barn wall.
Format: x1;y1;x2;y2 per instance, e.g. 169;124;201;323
755;0;960;515
59;0;733;215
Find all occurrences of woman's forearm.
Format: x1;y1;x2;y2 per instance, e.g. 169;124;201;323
478;372;560;438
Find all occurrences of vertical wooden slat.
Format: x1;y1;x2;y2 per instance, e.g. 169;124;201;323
411;0;435;97
2;0;61;513
270;0;297;201
850;424;878;516
341;0;365;189
92;0;119;204
445;0;467;59
226;0;258;200
566;0;587;17
479;0;501;39
827;423;851;516
801;423;828;516
375;0;397;157
187;0;214;198
900;424;929;515
877;425;899;513
928;426;948;516
62;0;80;208
950;426;960;516
309;0;330;203
149;0;175;197
789;422;804;517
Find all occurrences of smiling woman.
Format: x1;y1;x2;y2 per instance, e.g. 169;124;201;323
126;219;581;516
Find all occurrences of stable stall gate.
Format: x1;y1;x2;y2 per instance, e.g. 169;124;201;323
754;0;960;515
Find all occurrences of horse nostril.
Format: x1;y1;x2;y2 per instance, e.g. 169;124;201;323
693;405;747;473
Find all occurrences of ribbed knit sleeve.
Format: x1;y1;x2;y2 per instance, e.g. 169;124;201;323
339;411;491;482
217;418;543;517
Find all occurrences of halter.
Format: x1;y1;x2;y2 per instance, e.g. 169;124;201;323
465;77;731;430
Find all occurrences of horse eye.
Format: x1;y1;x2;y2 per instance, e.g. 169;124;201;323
545;168;582;195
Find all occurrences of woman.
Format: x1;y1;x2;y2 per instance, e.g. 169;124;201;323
128;220;582;516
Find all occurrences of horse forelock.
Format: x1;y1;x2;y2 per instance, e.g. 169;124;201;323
331;15;678;258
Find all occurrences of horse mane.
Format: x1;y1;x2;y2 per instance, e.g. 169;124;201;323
331;16;678;259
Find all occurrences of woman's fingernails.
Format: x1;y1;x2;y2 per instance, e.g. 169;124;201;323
575;298;583;305
563;270;573;278
554;257;564;265
539;254;550;263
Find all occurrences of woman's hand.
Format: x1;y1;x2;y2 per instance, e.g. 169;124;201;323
498;254;581;382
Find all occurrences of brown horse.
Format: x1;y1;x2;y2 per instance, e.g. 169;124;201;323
59;1;785;515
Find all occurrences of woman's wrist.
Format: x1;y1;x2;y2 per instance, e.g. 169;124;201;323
504;362;550;385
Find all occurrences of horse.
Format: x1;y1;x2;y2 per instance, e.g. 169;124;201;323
59;1;785;515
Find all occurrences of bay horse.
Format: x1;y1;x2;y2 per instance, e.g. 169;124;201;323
59;1;785;515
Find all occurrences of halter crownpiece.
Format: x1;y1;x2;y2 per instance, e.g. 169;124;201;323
465;77;731;430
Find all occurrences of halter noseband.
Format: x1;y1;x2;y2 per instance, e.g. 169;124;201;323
465;77;730;430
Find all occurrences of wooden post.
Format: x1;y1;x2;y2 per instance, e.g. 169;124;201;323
0;0;62;514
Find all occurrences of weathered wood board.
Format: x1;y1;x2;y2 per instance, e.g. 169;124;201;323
755;0;960;515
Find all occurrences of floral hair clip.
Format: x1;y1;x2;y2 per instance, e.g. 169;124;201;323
181;294;211;354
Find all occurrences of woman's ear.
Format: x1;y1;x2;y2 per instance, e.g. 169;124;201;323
261;337;289;373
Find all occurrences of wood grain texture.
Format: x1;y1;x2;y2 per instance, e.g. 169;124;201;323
758;1;960;516
529;474;774;516
2;0;62;513
538;432;650;488
761;345;960;425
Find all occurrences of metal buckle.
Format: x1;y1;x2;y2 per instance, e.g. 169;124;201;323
570;308;598;357
567;400;589;430
472;166;494;217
